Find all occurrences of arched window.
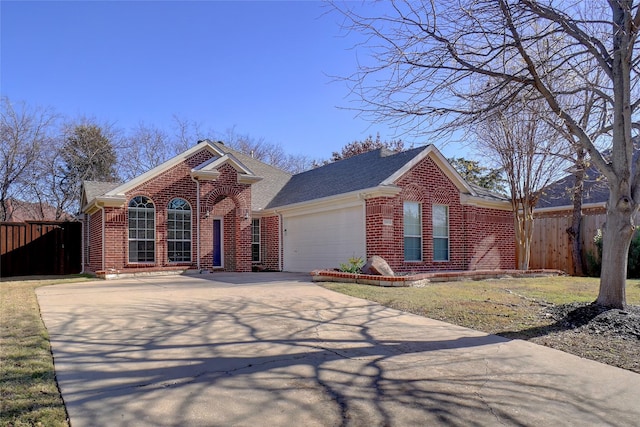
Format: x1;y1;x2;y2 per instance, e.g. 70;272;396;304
167;198;191;262
128;196;155;263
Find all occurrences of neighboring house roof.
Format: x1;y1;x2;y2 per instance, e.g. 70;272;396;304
537;167;609;210
537;146;639;211
2;198;72;222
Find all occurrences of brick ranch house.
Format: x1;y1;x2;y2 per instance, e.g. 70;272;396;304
80;140;515;277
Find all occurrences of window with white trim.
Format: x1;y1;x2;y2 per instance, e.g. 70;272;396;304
433;205;450;261
251;218;260;263
167;198;191;262
403;201;422;261
128;196;155;263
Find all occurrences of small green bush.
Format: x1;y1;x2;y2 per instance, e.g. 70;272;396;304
588;227;640;278
339;256;365;273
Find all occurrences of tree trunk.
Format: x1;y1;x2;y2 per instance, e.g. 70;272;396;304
597;197;634;308
514;203;534;270
595;1;636;309
567;148;585;276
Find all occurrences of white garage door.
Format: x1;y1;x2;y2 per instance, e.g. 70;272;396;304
283;205;365;272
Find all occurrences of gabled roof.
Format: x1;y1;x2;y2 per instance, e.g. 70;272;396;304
81;181;121;209
81;140;291;213
191;153;263;184
82;140;509;215
266;144;487;209
102;141;226;199
210;141;292;210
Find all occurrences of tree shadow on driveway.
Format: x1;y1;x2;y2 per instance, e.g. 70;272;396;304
37;280;639;427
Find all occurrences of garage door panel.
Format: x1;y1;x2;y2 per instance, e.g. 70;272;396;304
283;206;365;272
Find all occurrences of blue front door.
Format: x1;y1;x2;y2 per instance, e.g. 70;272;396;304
213;219;222;268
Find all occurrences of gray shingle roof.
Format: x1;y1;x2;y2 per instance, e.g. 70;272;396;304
537;167;609;209
82;180;121;205
80;143;292;212
266;146;427;209
212;142;292;211
467;183;509;202
537;146;639;210
82;142;503;213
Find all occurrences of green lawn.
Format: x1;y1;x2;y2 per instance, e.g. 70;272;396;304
321;276;640;335
0;276;90;427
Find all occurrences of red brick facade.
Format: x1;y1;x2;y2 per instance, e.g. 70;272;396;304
84;144;515;276
259;215;281;271
365;157;515;273
85;150;254;274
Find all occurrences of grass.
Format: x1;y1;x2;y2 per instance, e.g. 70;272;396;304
321;276;640;335
0;275;91;427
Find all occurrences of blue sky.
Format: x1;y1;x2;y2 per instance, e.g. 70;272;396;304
1;1;465;160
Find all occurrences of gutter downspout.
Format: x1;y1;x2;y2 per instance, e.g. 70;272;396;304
80;213;86;274
359;193;368;260
191;176;201;270
277;211;283;272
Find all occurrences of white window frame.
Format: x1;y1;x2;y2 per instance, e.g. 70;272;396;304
251;218;261;263
167;198;192;263
403;201;422;262
432;204;450;262
128;196;155;263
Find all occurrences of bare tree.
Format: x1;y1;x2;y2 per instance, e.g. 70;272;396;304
476;98;565;270
221;127;314;173
0;97;57;221
29;141;71;220
334;0;640;308
171;115;209;154
119;122;172;181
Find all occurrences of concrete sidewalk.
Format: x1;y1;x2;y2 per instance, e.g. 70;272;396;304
37;273;640;426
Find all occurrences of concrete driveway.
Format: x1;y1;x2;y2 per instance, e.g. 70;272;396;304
37;273;640;426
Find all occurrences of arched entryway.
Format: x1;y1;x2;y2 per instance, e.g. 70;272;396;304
201;188;252;272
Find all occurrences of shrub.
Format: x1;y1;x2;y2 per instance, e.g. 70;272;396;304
588;227;640;278
339;256;365;273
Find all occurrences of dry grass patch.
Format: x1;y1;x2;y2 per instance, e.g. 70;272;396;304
1;276;90;427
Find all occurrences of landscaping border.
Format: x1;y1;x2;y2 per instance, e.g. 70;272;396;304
310;269;566;287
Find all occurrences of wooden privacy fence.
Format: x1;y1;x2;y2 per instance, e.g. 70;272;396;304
0;221;82;278
529;213;619;273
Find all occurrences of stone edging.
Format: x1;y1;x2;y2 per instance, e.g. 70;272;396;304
310;269;566;287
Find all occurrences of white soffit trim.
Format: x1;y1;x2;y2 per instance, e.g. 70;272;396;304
105;140;224;196
83;195;127;214
191;153;263;184
381;145;476;195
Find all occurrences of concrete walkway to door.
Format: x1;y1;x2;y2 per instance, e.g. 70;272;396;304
37;273;640;426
